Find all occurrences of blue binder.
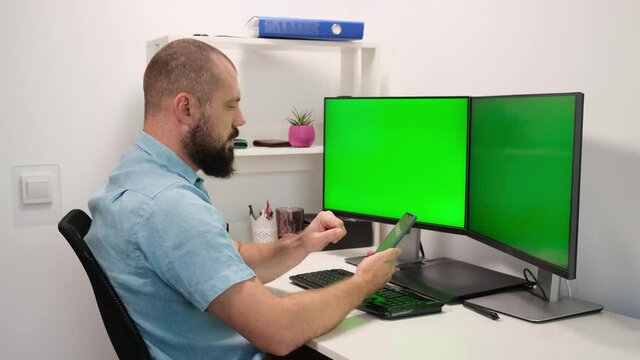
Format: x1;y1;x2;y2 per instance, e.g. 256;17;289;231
248;16;364;41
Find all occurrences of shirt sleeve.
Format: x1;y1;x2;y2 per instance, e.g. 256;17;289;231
135;183;255;311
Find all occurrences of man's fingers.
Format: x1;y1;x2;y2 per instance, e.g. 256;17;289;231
329;227;346;242
381;248;401;261
318;211;344;230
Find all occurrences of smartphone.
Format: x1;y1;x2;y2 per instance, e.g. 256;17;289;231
375;212;417;253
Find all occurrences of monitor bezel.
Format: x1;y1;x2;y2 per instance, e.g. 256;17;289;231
466;92;583;280
322;96;470;236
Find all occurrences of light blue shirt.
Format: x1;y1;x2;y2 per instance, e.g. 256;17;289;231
86;131;261;360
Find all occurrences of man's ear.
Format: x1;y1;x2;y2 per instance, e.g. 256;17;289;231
173;92;200;130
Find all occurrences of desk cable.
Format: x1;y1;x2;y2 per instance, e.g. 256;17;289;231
523;268;549;301
523;268;574;300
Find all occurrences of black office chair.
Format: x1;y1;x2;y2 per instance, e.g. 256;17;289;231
58;209;151;360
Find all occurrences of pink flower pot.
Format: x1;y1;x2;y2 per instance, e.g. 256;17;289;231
288;125;315;148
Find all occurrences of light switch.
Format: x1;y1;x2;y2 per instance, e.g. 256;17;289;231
21;174;53;204
11;165;61;227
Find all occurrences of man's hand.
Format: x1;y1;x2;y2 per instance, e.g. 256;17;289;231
237;211;346;283
297;211;346;253
354;248;401;294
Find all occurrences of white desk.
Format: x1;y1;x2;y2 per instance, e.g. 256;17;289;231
267;248;640;360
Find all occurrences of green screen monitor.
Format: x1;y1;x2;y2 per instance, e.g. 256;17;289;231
468;93;584;280
323;97;469;234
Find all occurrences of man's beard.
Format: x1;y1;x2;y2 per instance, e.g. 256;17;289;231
183;114;238;178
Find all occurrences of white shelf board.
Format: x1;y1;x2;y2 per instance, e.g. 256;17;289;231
235;145;323;157
149;35;378;52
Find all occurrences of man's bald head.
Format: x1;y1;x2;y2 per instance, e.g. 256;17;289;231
143;39;235;121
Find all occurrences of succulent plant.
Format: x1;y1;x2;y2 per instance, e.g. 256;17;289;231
286;108;314;126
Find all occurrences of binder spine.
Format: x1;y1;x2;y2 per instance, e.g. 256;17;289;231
252;17;364;41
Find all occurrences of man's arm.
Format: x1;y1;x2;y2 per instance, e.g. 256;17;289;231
235;211;346;283
208;248;400;356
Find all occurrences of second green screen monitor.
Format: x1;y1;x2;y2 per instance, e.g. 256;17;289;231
468;94;581;275
324;97;469;230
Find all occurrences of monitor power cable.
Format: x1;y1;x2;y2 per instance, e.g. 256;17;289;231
523;268;549;301
564;278;573;297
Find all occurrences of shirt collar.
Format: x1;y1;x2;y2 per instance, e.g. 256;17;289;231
135;131;202;186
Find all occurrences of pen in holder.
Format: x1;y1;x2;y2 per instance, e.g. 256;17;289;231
250;214;277;243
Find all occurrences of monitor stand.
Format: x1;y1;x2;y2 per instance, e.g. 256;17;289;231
465;268;604;323
345;226;529;304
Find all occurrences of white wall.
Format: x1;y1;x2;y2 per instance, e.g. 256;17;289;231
0;1;349;359
353;0;640;318
1;1;638;359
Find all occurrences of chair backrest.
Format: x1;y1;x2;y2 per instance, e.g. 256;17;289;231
58;209;150;360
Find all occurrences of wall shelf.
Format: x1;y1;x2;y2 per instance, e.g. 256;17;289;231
147;35;381;167
147;35;379;54
235;145;323;157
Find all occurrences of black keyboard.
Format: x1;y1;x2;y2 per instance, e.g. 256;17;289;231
289;268;444;319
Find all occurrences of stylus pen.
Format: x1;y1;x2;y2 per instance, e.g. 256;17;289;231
463;302;500;320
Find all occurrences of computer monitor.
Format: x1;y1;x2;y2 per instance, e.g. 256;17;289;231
324;97;528;303
323;94;603;320
465;93;602;321
323;97;468;233
468;93;582;279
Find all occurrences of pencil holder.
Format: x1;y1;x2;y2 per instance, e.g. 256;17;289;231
276;207;305;238
250;215;277;243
